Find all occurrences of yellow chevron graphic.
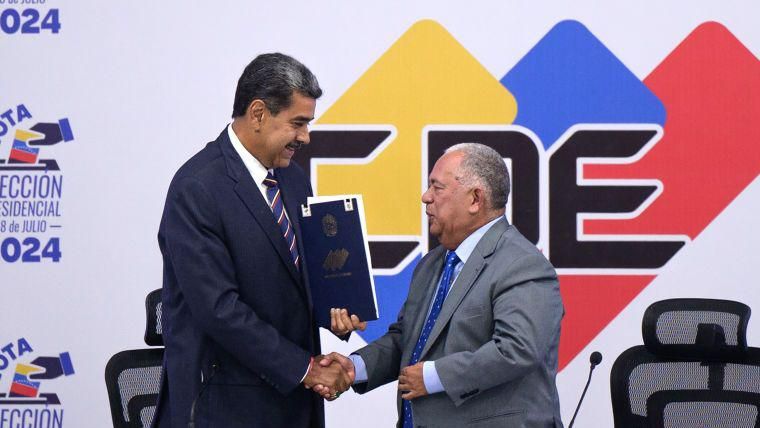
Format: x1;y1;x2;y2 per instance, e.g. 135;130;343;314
316;20;517;235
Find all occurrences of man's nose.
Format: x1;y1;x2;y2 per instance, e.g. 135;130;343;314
298;126;310;145
421;188;432;203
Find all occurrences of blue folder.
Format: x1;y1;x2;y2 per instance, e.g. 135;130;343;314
299;196;378;329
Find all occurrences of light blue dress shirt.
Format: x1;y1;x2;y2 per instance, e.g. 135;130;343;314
350;216;503;394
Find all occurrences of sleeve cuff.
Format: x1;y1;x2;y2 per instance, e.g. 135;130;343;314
349;354;368;384
300;356;313;383
423;360;445;394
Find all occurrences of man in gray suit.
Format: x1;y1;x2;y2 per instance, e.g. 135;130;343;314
320;143;564;427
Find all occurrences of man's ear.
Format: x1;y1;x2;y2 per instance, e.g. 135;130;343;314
469;187;484;214
248;100;266;130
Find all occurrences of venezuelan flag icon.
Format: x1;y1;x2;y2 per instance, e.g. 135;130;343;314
8;364;42;398
7;129;43;164
9;140;40;164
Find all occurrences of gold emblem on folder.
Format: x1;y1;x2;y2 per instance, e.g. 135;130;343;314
322;214;338;237
323;248;349;271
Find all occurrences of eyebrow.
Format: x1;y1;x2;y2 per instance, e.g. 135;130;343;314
292;115;314;122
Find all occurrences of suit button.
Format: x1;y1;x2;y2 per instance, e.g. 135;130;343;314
460;389;479;399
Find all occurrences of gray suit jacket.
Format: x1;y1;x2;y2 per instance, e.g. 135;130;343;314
354;218;564;428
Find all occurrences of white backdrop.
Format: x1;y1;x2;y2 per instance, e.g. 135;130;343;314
2;1;759;427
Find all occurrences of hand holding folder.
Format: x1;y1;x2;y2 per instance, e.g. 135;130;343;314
329;308;367;336
299;195;379;329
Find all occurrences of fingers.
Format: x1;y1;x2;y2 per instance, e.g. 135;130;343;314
398;375;416;400
308;359;354;401
401;390;418;400
325;361;350;391
318;355;333;367
337;309;352;330
318;353;355;379
398;371;408;390
330;308;350;335
330;308;341;336
397;365;425;400
313;384;335;400
350;314;368;331
326;352;355;376
314;353;356;388
304;357;338;392
330;309;367;335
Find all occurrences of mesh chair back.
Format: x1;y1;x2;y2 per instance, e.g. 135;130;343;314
611;298;759;427
144;289;163;346
648;390;760;428
643;299;750;360
105;348;164;428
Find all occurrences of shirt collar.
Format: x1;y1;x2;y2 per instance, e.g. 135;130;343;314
228;123;271;184
453;215;503;264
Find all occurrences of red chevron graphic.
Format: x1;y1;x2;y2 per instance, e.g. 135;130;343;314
558;22;760;369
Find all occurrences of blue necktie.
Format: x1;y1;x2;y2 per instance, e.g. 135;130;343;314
263;172;300;268
402;250;460;428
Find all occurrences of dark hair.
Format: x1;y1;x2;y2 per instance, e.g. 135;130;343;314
232;53;322;117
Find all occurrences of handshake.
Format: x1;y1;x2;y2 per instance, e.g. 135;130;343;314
303;352;355;401
301;308;429;401
303;308;365;401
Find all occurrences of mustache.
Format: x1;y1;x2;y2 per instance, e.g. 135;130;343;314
286;141;305;150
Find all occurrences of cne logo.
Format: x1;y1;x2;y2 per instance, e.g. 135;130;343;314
294;20;760;368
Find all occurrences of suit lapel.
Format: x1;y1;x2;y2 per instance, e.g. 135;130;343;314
218;131;302;286
420;218;509;359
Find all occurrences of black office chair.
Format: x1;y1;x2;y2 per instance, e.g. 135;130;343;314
647;389;760;428
105;289;164;428
610;298;760;427
144;288;163;347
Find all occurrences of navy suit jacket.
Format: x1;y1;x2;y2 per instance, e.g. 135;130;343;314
152;129;322;428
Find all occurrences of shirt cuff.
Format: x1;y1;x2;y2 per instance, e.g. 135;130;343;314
300;357;313;383
423;361;445;394
349;354;368;384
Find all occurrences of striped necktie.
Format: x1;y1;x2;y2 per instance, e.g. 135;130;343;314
402;250;460;428
263;172;300;268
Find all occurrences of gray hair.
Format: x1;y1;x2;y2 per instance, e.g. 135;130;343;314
232;53;322;117
445;143;510;209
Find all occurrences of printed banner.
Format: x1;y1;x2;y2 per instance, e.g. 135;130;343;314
2;2;758;427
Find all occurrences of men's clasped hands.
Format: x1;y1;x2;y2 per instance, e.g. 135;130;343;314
305;308;429;401
304;308;366;401
303;353;354;400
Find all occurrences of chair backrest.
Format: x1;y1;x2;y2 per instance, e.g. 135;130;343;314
642;299;749;360
105;348;164;428
611;298;759;427
144;289;163;347
647;390;760;428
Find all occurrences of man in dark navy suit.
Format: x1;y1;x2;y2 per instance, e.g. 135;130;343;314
153;53;356;428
